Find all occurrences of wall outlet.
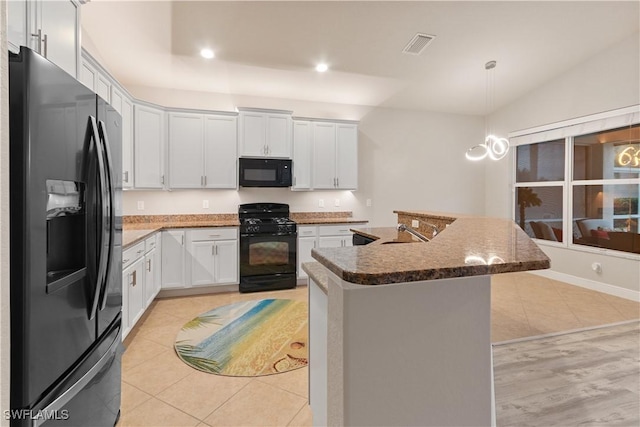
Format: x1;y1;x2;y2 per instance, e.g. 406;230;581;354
137;201;145;210
318;199;325;208
412;219;419;228
334;198;340;207
203;200;209;209
366;199;372;207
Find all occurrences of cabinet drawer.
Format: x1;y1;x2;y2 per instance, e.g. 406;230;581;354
298;225;318;237
145;233;158;253
189;227;237;241
123;242;145;268
318;224;354;236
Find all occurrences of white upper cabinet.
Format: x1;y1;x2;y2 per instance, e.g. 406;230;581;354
238;108;292;158
292;120;312;190
336;123;358;190
312;122;337;189
169;112;204;189
109;86;134;188
134;104;165;189
168;112;237;189
204;114;237;188
78;59;97;91
9;0;80;78
311;120;358;190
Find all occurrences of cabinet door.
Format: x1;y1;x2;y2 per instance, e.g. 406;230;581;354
298;236;317;279
127;258;145;331
190;241;216;287
121;97;134;188
79;59;97;91
214;240;238;284
144;249;158;307
312;122;337;189
161;231;186;289
266;114;291;158
96;73;111;103
39;0;79;78
336;124;358;190
318;236;344;248
342;236;353;247
135;104;165;188
292;120;312;190
204;115;237;188
169;113;204;188
240;112;266;157
7;0;28;54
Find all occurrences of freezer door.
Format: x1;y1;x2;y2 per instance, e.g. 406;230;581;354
9;47;98;408
21;318;122;427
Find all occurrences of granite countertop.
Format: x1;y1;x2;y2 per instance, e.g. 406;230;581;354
122;212;368;249
302;262;329;294
311;212;551;286
350;227;424;245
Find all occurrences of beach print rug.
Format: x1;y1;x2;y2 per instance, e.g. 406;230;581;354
174;299;308;377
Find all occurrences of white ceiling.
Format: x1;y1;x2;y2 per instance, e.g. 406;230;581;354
81;1;639;115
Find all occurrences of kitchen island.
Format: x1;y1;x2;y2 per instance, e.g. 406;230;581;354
304;211;550;427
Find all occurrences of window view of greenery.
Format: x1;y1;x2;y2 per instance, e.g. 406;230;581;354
515;186;564;242
516;139;565;182
515;123;639;255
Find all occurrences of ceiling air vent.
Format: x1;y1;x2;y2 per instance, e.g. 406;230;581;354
402;33;436;55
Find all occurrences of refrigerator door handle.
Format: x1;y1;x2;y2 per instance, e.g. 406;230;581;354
97;120;116;311
88;116;108;321
32;329;121;427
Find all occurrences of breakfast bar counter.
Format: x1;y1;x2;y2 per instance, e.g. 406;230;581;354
305;211;550;427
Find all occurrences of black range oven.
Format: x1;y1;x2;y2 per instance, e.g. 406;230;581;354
239;203;297;293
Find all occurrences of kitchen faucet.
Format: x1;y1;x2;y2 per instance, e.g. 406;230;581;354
397;223;432;242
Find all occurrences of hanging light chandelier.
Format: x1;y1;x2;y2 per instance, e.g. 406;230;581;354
465;60;510;161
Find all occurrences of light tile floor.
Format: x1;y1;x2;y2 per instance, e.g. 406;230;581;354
119;272;639;426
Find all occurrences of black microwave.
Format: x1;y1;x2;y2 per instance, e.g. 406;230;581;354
239;158;293;187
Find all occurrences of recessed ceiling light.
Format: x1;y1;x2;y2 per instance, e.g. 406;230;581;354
315;63;328;72
200;48;215;59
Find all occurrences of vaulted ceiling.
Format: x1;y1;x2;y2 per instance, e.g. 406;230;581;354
82;1;639;115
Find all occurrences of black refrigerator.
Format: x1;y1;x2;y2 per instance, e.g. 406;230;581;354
9;47;122;426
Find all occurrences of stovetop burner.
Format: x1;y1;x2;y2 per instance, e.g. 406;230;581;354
238;203;296;235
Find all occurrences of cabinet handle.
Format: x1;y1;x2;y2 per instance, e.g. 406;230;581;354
132;270;137;286
209;234;221;237
214;245;218;255
42;33;48;58
147;259;151;272
31;29;42;54
212;245;215;255
123;171;129;183
337;177;339;187
181;235;184;245
123;258;130;265
204;176;207;186
161;175;165;185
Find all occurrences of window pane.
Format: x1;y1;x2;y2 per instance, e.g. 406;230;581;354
573;124;640;180
516;139;565;182
515;186;564;242
573;183;640;254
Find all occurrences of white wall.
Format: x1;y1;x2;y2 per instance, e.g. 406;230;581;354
123;85;486;225
1;0;10;423
485;33;640;298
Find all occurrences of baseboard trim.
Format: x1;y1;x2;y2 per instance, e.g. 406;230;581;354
531;269;640;302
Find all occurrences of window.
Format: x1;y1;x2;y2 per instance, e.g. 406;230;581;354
515;140;565;242
512;111;640;256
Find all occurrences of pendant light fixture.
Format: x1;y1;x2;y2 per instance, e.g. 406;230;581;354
466;60;510;161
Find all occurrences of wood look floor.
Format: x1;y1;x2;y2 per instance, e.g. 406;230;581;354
119;272;640;426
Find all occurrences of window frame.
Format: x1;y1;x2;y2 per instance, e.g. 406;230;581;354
510;106;640;260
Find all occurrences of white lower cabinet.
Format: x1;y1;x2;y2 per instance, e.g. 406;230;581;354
318;224;354;248
297;226;318;279
160;228;239;290
188;228;239;287
144;234;161;307
122;241;146;339
161;230;187;289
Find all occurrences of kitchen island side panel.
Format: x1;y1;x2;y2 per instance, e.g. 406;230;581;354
328;275;492;427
